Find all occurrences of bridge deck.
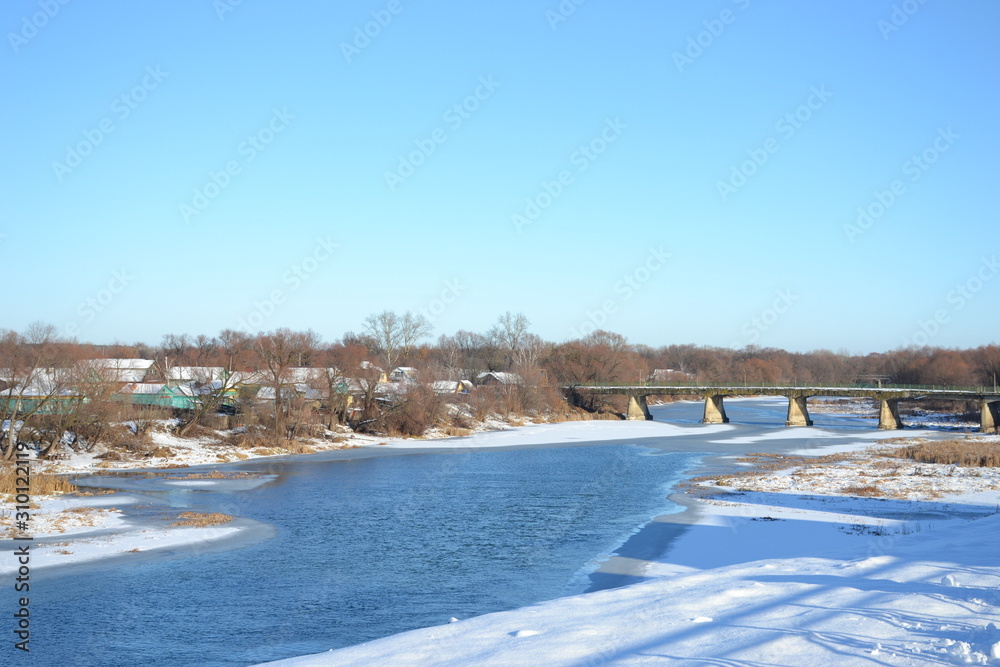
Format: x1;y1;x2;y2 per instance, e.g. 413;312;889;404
564;385;1000;432
566;385;1000;401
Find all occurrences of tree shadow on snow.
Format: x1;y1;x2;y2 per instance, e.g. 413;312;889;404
576;493;1000;665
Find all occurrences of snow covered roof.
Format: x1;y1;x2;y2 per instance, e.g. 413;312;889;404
165;366;224;382
256;384;322;401
432;380;474;394
117;383;167;396
0;384;79;398
78;359;156;383
171;384;198;397
0;369;78;397
475;371;522;385
390;367;420;382
650;368;694;380
82;358;155;370
285;367;340;383
227;371;269;385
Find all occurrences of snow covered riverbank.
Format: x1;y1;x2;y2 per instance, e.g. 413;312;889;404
266;511;1000;666
263;433;1000;666
0;482;275;579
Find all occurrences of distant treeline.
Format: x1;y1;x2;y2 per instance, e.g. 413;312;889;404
2;313;997;460
7;311;1000;389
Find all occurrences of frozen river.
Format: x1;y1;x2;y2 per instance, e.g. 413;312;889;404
23;398;914;666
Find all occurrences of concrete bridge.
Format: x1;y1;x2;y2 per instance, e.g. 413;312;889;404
564;385;1000;433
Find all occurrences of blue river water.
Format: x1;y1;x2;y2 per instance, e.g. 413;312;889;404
24;442;701;666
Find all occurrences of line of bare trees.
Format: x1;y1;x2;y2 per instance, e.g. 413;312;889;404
3;314;999;460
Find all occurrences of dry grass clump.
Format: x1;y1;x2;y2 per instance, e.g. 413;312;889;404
689;470;763;485
171;511;233;527
277;441;315;455
0;466;77;496
76;488;115;497
214;453;249;462
222;430;272;450
443;426;473;437
546;407;621;423
171;471;259;480
881;438;1000;468
735;451;852;472
222;430;314;454
250;447;285;456
176;424;218;440
840;484;884;497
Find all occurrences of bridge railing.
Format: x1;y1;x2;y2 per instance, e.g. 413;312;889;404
565;382;997;393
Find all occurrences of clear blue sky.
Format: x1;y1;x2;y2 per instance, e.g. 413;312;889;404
2;1;997;353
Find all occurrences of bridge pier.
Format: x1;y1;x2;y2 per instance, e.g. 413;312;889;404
981;400;1000;434
877;399;903;430
785;396;813;427
626;395;652;421
702;395;729;424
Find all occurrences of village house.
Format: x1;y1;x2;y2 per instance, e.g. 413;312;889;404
475;371;522;387
431;380;474;395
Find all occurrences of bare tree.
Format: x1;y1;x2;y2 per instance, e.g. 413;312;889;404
972;345;1000;389
444;329;492;377
486;312;533;370
175;367;243;438
193;334;220;365
489;312;530;354
251;329;321;439
161;333;191;368
362;310;431;371
512;332;544;372
219;328;253;373
54;358;128;456
0;323;76;459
